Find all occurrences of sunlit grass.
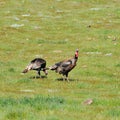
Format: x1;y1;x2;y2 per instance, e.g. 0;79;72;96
0;0;119;119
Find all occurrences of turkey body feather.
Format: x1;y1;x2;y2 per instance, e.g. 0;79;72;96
49;49;78;81
22;58;48;77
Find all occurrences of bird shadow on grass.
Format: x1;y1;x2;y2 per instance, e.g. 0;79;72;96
56;78;79;82
29;75;47;79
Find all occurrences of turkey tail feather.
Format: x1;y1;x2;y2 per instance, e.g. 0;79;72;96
22;64;32;73
49;66;57;70
42;67;49;70
22;68;28;73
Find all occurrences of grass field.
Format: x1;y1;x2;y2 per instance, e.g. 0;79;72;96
0;0;120;120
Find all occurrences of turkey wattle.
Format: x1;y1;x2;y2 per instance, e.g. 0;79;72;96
49;49;78;81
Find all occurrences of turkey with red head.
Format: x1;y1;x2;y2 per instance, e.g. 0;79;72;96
22;58;48;78
49;49;78;82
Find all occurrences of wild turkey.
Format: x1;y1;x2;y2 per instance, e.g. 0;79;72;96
22;58;48;78
49;49;78;82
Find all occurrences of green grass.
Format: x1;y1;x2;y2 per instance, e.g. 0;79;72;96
0;0;120;120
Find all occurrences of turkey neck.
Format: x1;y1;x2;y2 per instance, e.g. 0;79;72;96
70;56;78;65
74;53;78;60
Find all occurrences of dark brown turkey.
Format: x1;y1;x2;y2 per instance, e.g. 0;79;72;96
22;58;48;78
49;49;78;82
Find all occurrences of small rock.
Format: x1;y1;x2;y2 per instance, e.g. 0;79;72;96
82;65;87;68
13;16;20;21
86;52;102;55
90;8;101;11
10;24;24;28
20;89;34;92
83;99;93;105
56;10;64;13
22;14;30;17
105;53;112;56
56;0;62;1
53;50;62;53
